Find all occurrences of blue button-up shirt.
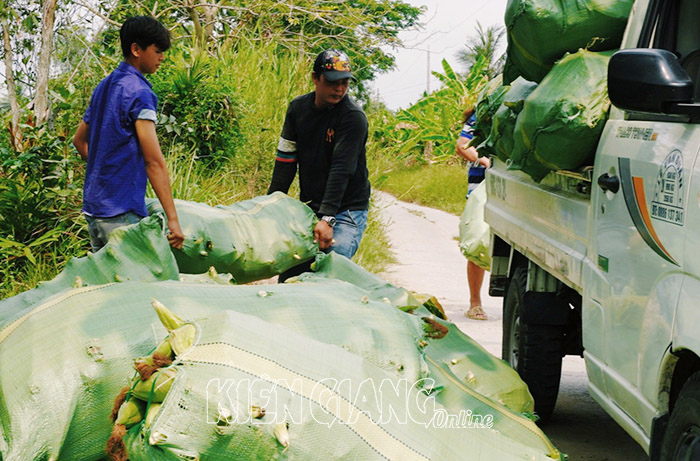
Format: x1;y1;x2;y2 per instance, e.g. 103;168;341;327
82;61;158;218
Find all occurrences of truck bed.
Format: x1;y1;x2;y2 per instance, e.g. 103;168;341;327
484;160;591;294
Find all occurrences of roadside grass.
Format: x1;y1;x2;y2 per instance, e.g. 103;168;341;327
0;254;65;299
373;161;469;215
353;199;395;274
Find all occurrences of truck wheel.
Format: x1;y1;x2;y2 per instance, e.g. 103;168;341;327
661;371;700;460
502;267;564;423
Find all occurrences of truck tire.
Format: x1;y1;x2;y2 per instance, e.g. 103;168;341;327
502;267;564;423
661;370;700;460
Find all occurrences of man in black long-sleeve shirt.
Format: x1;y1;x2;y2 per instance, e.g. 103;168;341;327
268;49;371;280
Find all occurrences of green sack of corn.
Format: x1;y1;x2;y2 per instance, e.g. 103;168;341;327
487;77;538;162
459;182;491;271
147;192;319;283
0;278;561;460
0;214;178;326
509;49;612;182
297;251;421;310
503;0;633;83
123;306;561;460
298;251;447;319
472;75;508;156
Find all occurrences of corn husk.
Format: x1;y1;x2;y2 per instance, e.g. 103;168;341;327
151;299;184;332
169;324;196;356
132;367;177;403
274;423;290;449
115;399;144;428
144;403;161;429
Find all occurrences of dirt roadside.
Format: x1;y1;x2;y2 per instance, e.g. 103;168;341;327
374;191;647;461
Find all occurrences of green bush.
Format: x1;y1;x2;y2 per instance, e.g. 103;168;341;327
0;125;87;297
151;48;242;164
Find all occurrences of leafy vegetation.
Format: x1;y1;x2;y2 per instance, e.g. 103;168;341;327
0;2;498;298
0;126;86;297
367;56;490;167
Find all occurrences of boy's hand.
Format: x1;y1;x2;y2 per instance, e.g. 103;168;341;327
166;219;185;249
477;156;490;168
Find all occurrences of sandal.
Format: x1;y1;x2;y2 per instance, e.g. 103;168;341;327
465;305;488;320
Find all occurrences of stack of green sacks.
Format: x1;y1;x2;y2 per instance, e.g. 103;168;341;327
147;192;319;283
471;74;508;156
509;49;613;182
0;192;565;460
120;295;562;460
0;276;563;460
503;0;634;83
486;77;537;163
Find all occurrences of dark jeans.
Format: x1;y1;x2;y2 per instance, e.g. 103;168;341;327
85;212;142;252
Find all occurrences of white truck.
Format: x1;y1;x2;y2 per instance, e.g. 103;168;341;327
485;0;700;458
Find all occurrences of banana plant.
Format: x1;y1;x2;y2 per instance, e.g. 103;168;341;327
388;56;490;163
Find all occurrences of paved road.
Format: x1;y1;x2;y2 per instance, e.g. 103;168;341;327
375;191;648;461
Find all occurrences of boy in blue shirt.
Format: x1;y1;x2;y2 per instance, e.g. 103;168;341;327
73;16;184;252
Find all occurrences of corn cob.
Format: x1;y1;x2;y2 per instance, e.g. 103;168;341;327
132;367;177;403
274;422;290;450
169;324;196;356
151;299;184;332
115;399;145;428
144;403;162;429
250;405;265;419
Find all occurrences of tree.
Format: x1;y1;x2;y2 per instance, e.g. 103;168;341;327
90;0;423;97
32;0;58;125
455;21;505;79
1;6;22;150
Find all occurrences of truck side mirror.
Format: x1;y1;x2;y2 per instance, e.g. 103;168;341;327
608;49;695;114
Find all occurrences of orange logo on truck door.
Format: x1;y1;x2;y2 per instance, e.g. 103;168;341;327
619;157;679;266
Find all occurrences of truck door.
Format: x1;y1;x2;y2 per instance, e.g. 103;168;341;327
586;0;700;438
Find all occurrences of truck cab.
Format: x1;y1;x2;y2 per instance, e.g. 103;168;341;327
486;0;700;458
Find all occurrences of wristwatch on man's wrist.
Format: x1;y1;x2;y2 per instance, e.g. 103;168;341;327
321;215;337;227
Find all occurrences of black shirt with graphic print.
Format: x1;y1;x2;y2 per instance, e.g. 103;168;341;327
268;91;371;217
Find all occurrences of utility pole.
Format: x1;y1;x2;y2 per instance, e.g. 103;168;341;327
426;48;431;93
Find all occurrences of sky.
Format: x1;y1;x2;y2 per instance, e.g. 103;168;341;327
0;1;507;106
368;0;508;111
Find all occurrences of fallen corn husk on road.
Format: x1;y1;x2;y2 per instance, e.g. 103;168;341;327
0;194;563;460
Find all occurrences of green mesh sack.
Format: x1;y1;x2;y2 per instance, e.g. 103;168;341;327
122;306;561;460
296;251;422;310
472;75;508;156
147;192;319;283
0;214;178;326
459;182;491;271
300;252;447;319
0;279;561;460
504;0;633;83
487;77;538;162
509;49;612;182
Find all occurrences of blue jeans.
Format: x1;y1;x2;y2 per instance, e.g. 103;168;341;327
278;209;368;282
85;212;142;252
329;209;368;259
